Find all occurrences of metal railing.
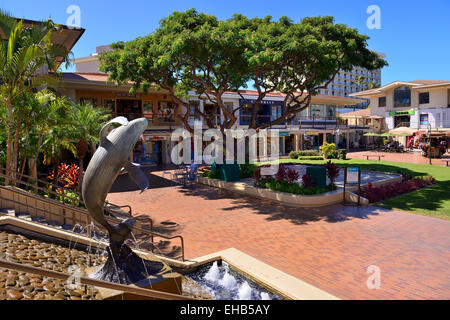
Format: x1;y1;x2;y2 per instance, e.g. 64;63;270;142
0;168;185;261
0;259;194;300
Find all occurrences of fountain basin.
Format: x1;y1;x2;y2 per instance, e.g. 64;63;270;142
185;261;282;300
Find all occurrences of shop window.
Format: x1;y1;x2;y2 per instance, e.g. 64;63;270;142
420;114;429;126
188;101;201;120
393;86;411;108
103;99;115;112
158;101;176;122
378;97;386;107
143;101;154;122
419;92;430;105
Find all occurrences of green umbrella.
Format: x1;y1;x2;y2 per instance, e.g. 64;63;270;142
394;133;414;137
363;132;380;137
381;132;396;137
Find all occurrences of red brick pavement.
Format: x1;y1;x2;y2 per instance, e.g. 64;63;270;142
107;179;450;300
348;150;450;165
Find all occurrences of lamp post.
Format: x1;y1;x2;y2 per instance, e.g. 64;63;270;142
427;124;432;165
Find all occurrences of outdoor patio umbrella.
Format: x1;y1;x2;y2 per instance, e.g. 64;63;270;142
380;132;396;137
389;127;416;136
363;132;380;137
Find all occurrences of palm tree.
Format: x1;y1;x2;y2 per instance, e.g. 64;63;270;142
26;91;73;180
352;76;367;91
67;102;111;191
0;11;71;180
39;96;75;186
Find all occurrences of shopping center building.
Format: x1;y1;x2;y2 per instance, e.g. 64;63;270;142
350;80;450;130
59;45;367;164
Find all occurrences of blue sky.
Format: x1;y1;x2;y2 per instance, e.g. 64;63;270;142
2;0;449;84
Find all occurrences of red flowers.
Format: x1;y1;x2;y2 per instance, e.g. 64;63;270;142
302;174;314;188
360;176;435;203
48;163;82;189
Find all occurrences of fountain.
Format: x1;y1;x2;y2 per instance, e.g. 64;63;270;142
80;117;182;298
187;261;283;300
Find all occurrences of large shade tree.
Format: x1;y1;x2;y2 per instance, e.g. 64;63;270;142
0;11;71;179
100;9;387;132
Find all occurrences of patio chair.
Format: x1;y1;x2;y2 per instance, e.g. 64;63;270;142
173;166;187;184
186;163;199;186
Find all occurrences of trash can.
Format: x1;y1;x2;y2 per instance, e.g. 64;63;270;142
306;166;327;189
220;163;241;182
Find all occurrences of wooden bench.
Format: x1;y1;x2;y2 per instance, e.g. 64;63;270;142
363;154;385;161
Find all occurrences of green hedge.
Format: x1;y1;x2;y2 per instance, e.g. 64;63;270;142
289;150;320;159
297;156;324;160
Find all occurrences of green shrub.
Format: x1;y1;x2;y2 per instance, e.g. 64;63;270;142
297;150;319;157
255;176;328;196
319;143;337;159
239;163;258;179
338;149;347;160
289;151;299;159
297;156;324;160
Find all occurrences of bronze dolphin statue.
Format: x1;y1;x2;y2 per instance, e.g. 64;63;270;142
82;116;149;242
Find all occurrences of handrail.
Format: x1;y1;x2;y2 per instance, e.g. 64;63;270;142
0;169;185;261
1;167;132;218
0;259;194;300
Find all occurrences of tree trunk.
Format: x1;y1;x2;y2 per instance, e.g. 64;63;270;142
12;117;22;182
5;102;13;184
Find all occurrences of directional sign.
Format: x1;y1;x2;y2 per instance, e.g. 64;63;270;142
346;167;360;184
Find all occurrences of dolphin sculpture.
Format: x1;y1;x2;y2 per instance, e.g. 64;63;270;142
82;116;150;244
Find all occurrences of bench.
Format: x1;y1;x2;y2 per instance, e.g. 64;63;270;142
363;154;385;161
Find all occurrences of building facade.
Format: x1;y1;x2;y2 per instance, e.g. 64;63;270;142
351;80;450;131
66;45;365;164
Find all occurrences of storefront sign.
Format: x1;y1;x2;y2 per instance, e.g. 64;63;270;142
306;131;319;136
388;109;415;116
146;136;166;141
116;92;142;99
279;131;290;137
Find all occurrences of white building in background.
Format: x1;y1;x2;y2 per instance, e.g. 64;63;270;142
319;52;386;112
351;80;450;131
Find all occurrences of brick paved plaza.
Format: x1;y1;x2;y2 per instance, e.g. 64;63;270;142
348;150;450;165
107;171;450;300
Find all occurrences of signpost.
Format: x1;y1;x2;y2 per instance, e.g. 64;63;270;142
343;166;361;206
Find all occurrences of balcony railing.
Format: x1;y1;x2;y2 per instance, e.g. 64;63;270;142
115;113;177;123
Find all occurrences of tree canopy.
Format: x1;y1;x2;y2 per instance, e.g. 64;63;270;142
100;9;387;131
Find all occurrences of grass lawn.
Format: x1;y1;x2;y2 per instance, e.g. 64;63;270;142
258;158;450;220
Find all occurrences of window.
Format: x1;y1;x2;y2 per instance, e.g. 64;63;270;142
378;97;386;107
187;101;200;120
143;101;154;122
420;114;429;125
419;92;430;104
271;105;283;121
393;86;411;108
103;99;115;112
157;101;176;122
